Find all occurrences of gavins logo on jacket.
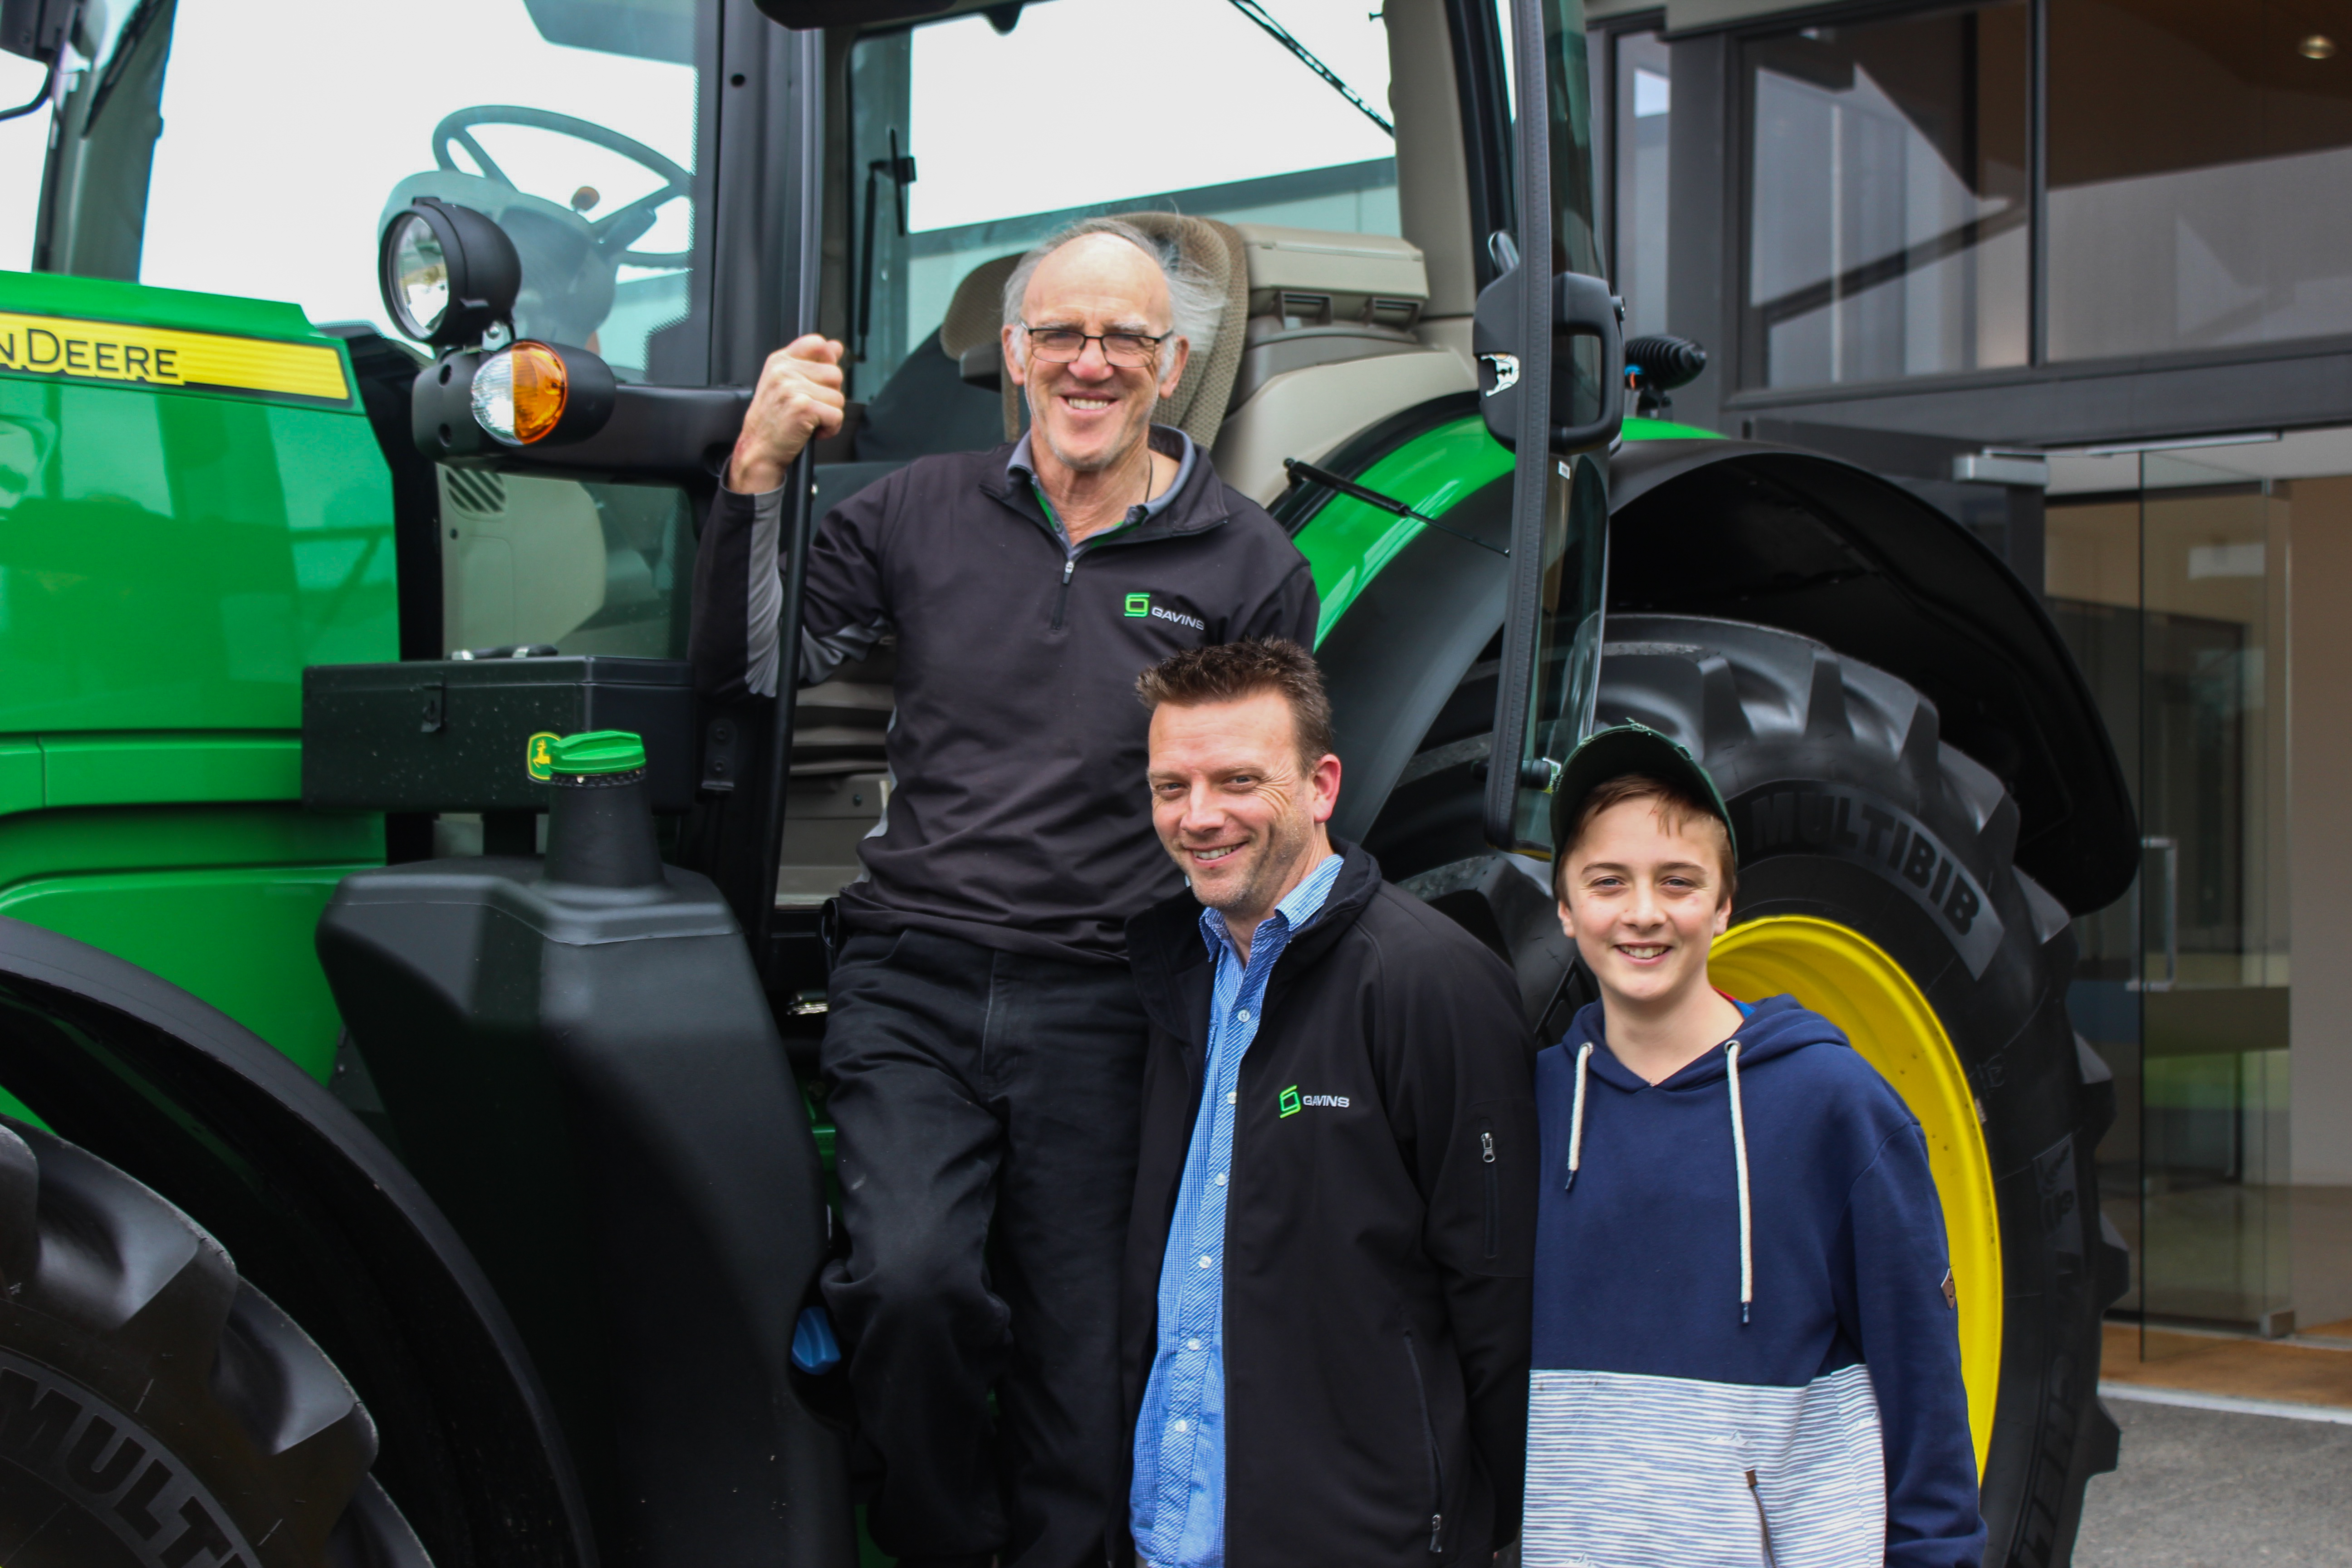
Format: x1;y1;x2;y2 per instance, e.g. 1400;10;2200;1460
1278;1085;1350;1116
1122;592;1206;632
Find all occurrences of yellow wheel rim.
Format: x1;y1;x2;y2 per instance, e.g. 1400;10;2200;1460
1710;915;2001;1478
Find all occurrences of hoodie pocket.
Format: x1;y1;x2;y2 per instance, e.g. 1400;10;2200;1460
1480;1119;1499;1259
1401;1328;1445;1555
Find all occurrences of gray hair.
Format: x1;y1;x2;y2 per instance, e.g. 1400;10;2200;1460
1000;216;1222;364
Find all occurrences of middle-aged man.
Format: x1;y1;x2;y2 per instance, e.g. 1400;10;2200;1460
1119;639;1537;1568
688;219;1317;1568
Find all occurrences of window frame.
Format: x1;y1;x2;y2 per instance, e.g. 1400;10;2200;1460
1715;0;2352;406
1730;0;2036;393
1588;15;1674;333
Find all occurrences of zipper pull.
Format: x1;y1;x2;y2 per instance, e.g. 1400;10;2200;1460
1480;1131;1495;1163
1428;1513;1443;1553
1062;556;1075;584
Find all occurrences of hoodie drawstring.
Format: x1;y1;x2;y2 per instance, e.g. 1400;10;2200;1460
1561;1033;1756;1326
1564;1042;1592;1192
1727;1040;1753;1325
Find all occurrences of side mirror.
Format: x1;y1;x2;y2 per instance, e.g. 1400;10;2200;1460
0;0;96;123
1472;264;1625;457
0;0;79;63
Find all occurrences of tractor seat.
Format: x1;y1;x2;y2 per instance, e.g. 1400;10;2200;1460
1210;223;1475;505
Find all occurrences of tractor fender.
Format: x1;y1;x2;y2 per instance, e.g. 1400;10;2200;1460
0;915;595;1568
1607;439;2136;916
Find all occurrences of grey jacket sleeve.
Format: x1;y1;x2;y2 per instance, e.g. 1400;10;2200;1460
688;480;893;702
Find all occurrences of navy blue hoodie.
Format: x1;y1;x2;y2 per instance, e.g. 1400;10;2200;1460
1525;995;1983;1568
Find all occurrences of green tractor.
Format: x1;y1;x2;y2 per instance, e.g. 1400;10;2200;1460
0;0;2132;1563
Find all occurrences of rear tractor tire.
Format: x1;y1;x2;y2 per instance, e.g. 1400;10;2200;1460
0;1117;431;1568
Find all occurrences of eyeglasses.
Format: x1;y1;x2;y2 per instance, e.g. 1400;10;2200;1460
1020;324;1169;368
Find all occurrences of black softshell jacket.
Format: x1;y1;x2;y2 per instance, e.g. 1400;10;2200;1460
1117;844;1538;1566
688;438;1318;964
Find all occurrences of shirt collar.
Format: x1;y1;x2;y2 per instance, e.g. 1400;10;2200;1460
1009;425;1196;535
1195;851;1347;965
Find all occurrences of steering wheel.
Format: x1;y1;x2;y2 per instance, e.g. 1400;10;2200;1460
434;105;692;269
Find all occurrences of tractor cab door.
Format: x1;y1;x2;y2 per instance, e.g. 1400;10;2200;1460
1478;0;1622;859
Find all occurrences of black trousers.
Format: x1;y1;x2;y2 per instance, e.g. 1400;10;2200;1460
821;927;1148;1568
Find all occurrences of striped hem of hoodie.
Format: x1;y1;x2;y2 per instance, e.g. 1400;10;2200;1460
1524;1363;1885;1568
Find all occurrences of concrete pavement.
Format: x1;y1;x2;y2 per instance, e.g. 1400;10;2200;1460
2073;1391;2352;1567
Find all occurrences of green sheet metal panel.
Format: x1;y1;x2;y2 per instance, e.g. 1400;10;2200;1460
0;270;395;1077
1622;415;1722;441
0;866;370;1081
1293;415;1513;644
0;803;385;1081
1291;409;1722;643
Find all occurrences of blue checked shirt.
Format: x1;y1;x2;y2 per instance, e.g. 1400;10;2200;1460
1130;853;1346;1568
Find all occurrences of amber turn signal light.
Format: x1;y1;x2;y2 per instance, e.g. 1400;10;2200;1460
466;341;617;448
473;342;567;445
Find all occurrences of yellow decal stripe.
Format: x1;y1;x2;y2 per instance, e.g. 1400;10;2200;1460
0;311;349;402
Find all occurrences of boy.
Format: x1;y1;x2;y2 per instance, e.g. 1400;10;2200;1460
1524;723;1983;1568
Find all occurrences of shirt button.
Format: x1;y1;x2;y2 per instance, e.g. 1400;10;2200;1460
1214;1172;1226;1186
1173;1419;1189;1433
1225;1090;1237;1104
1198;1254;1212;1269
1188;1338;1202;1350
1237;1008;1251;1021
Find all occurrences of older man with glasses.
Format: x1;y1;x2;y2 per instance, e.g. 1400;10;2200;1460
690;217;1317;1568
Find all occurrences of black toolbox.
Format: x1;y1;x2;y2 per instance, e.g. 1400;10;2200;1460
303;656;698;813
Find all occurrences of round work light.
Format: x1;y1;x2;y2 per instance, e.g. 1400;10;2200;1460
377;198;522;351
382;212;450;341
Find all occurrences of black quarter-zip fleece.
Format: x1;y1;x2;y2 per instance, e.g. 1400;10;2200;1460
689;431;1318;964
1116;843;1538;1566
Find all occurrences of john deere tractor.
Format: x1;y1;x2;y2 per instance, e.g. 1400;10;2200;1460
0;0;2131;1563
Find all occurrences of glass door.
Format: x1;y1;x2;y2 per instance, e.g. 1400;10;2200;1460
2048;457;2294;1344
2136;458;2293;1338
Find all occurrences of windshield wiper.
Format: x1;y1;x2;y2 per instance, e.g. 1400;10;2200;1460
1226;0;1393;137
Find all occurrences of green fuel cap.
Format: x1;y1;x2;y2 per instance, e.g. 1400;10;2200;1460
547;730;647;776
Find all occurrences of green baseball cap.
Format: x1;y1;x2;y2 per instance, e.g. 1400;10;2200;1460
1545;722;1737;863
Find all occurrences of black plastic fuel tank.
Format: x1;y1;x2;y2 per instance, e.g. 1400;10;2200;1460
314;731;849;1567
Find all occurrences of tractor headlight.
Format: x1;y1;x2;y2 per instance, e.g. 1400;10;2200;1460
467;341;617;447
382;213;450;342
378;198;521;351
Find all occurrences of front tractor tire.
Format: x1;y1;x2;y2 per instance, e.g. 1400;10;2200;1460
1594;614;2129;1566
0;1117;431;1568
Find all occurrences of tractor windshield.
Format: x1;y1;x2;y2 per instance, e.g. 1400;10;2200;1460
66;0;708;383
846;0;1397;400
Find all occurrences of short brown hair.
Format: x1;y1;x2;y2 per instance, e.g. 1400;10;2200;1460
1553;773;1738;905
1136;638;1336;767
